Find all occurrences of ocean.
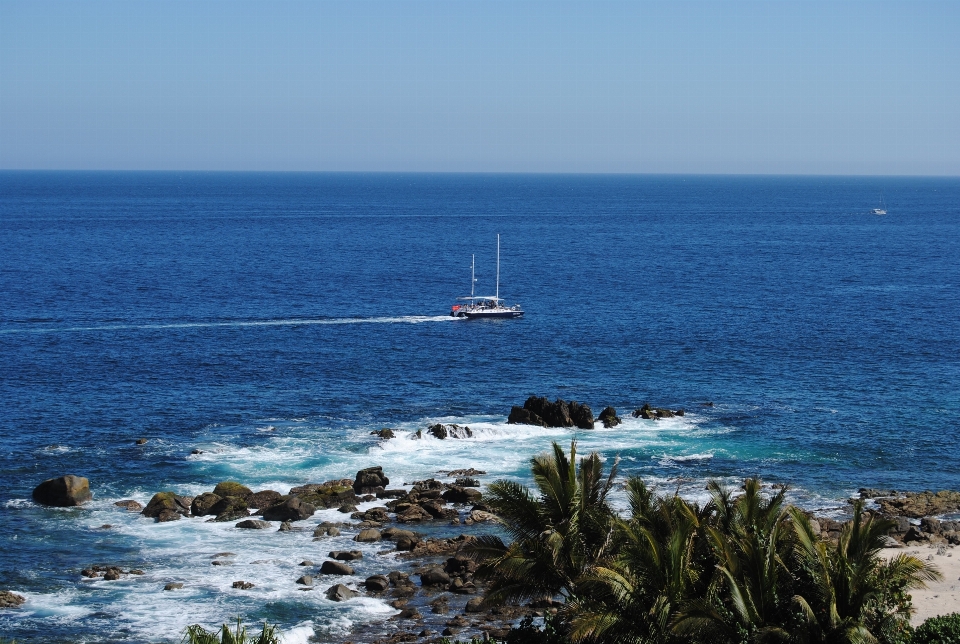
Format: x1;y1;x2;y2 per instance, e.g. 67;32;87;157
1;172;958;642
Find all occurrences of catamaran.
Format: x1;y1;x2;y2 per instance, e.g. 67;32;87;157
450;235;524;319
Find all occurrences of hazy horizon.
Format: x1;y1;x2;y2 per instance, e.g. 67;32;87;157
2;1;958;176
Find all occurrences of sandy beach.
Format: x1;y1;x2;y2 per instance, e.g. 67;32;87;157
884;543;960;625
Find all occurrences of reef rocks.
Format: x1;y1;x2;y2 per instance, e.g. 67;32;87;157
320;560;355;576
235;519;271;530
371;428;396;440
632;403;684;420
114;499;143;512
426;424;474;440
0;591;25;608
598;407;621;428
507;396;595;430
246;490;282;509
874;490;960;519
32;475;92;507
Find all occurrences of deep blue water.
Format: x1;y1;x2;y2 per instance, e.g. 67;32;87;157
1;172;958;642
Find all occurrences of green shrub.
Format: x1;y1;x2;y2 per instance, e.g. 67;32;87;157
913;613;960;644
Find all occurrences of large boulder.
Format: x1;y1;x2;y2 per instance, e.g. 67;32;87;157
191;493;222;516
419;566;451;586
598;407;621;428
262;496;316;522
289;483;358;510
320;560;354;575
353;467;390;494
235;519;271;529
364;575;390;592
329;550;363;561
141;492;191;521
212;482;252;500
508;396;594;429
246;490;282;509
325;583;358;602
32;475;92;507
210;496;250;522
355;528;382;543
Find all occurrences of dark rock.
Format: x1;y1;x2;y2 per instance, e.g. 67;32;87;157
129;569;144;575
210;496;250;522
371;429;396;440
142;492;190;520
164;583;183;591
354;506;390;523
191;449;203;455
598;406;621;428
454;477;480;487
246;490;282;509
289;483;358;509
32;475;92;507
510;396;594;429
191;492;222;516
296;575;314;586
921;517;943;534
427;424;473;440
465;597;484;613
445;468;487;477
507;406;545;426
419;567;451;586
397;608;422;620
262;496;316;522
442;486;483;504
655;408;675;418
903;526;925;543
278;520;293;532
395;504;433;523
136;438;148;445
377;488;407;499
633;403;656;419
103;569;121;581
313;524;341;537
232;581;254;589
355;528;382;543
212;481;253;500
156;509;182;522
365;575;390;592
676;409;685;416
329;550;363;561
325;583;358;601
354;466;390;494
299;560;314;566
235;519;271;530
320;561;354;575
114;499;143;512
0;591;25;608
338;504;358;513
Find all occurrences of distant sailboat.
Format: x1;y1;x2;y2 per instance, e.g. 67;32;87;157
449;235;524;319
872;195;887;215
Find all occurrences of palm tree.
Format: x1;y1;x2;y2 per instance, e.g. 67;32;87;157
466;440;618;605
789;501;941;644
567;477;709;644
182;617;280;644
672;479;795;644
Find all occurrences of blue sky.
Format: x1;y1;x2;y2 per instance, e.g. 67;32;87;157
1;1;957;174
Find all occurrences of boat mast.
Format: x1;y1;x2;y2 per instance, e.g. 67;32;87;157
496;234;500;301
471;254;475;298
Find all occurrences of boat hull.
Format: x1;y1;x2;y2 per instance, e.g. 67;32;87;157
463;310;524;319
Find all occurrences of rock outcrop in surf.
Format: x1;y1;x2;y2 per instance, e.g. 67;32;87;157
507;396;595;429
632;403;685;419
32;475;92;507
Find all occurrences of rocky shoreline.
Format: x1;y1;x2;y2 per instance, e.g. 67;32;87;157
13;401;960;643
